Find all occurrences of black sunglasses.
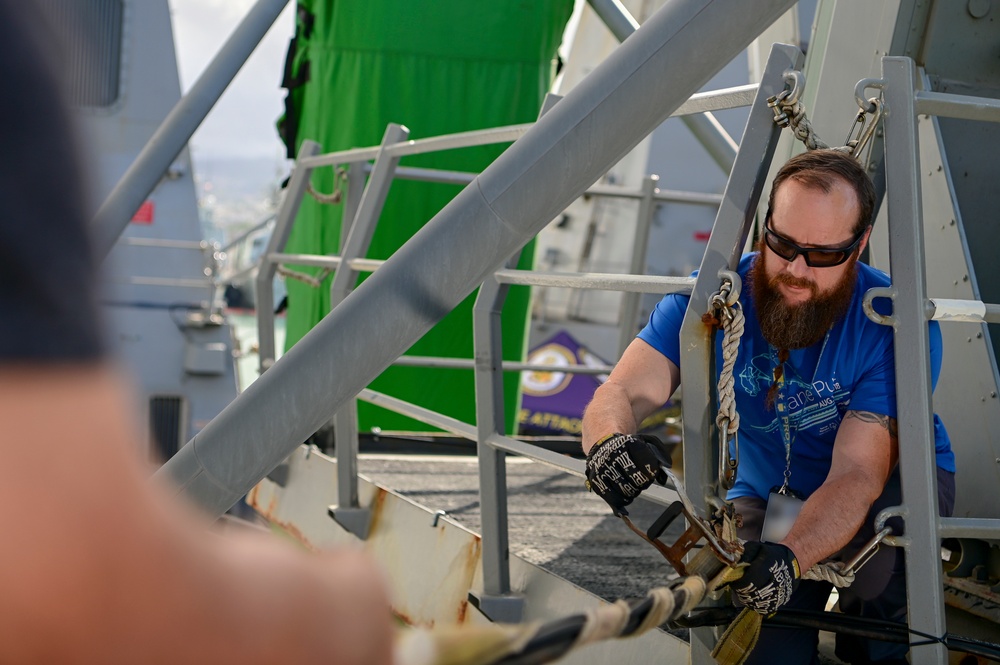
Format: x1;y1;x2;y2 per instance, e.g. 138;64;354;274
763;217;865;268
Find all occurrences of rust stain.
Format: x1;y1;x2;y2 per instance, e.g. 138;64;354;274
268;516;318;552
456;538;482;624
367;487;389;535
394;610;432;628
701;311;721;329
267;493;278;517
244;488;316;551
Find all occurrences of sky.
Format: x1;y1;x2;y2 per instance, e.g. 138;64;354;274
168;0;296;209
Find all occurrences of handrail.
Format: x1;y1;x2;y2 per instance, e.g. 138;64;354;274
121;238;212;250
915;90;1000;123
383;164;725;205
493;269;692;293
218;214;276;254
862;288;1000;325
245;67;761;623
111;276;215;288
299;84;758;170
390;355;615;374
354;388;682;509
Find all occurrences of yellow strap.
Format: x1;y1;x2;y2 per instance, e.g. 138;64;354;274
711;607;763;665
708;561;747;592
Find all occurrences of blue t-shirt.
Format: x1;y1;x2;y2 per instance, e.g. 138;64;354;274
638;254;955;501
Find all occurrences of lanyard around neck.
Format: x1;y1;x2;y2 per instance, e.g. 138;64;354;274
772;330;831;494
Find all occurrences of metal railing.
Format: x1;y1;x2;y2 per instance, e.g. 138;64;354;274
253;82;755;373
246;81;754;608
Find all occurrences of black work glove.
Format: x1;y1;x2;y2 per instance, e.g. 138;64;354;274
585;433;671;516
731;541;801;615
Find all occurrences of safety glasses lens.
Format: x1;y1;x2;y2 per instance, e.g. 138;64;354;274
764;231;797;260
764;226;856;268
807;251;849;267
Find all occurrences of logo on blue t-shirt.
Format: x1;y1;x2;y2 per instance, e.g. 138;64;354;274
740;350;849;440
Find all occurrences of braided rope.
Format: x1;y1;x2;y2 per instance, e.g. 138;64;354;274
770;85;877;158
782;99;832;151
803;560;855;587
716;303;745;438
276;264;331;288
393;577;709;665
572;600;632;648
305;181;343;204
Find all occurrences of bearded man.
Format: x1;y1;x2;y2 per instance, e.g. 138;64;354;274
581;150;955;664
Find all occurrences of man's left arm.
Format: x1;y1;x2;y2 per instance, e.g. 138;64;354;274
780;410;898;572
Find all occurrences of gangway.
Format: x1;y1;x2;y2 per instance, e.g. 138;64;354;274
242;54;1000;661
150;3;1000;664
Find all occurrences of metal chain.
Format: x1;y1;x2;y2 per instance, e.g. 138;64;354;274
709;271;745;490
768;70;883;158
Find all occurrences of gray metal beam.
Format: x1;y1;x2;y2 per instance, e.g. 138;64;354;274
678;43;804;663
586;0;639;40
586;0;738;175
329;123;409;306
617;175;658;355
470;260;524;622
881;56;949;665
158;0;798;518
90;0;291;258
256;140;321;372
680;113;739;175
328;125;408;537
915;90;1000;123
469;93;562;621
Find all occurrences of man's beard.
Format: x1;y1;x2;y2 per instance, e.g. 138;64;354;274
749;241;858;350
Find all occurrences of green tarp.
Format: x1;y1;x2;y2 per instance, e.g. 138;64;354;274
280;1;573;433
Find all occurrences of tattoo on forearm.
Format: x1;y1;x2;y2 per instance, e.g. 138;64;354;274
845;410;899;440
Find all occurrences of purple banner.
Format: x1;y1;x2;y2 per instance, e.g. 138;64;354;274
518;330;609;436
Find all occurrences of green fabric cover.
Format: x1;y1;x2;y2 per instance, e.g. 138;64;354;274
281;1;573;433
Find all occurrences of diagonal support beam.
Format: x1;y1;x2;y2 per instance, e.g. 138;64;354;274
587;0;737;173
90;0;291;258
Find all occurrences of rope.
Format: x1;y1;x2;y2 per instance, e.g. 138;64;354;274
392;577;708;665
715;302;744;440
306;181;343;204
777;97;836;151
276;264;331;288
768;72;883;159
802;560;855;587
571;600;631;648
305;166;347;204
707;274;745;489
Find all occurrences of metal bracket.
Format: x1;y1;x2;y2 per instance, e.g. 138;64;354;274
266;462;289;487
874;505;907;547
863;286;896;326
467;590;524;624
327;506;372;540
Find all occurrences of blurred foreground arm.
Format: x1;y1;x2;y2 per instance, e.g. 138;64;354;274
0;365;393;664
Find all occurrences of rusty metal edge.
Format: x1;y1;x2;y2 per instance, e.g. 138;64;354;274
246;445;691;663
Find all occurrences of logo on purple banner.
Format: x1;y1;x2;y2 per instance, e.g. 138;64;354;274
519;331;609;436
